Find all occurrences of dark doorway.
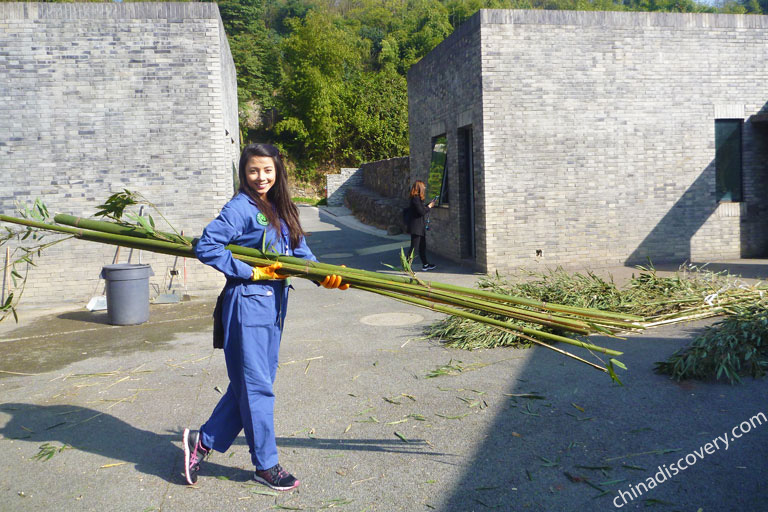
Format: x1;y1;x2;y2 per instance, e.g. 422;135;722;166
457;125;475;260
741;116;768;257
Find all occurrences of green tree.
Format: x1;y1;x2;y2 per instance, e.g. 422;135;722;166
216;0;283;135
341;67;410;163
276;10;365;163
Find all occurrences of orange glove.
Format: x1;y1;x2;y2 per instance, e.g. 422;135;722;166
320;269;349;290
251;262;288;281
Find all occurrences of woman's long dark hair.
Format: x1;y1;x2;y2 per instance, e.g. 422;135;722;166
237;143;307;249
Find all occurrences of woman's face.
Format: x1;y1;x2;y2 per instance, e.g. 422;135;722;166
244;155;276;200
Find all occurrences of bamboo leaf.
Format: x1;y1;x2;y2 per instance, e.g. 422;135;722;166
609;358;627;371
607;361;624;386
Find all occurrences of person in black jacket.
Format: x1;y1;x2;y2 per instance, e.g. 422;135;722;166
406;180;437;271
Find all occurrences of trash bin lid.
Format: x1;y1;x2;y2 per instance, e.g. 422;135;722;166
99;263;154;281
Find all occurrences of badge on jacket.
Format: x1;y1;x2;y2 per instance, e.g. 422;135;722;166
256;212;269;226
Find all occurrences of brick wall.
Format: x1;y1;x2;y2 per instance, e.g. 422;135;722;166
409;9;768;272
408;15;484;268
0;3;238;304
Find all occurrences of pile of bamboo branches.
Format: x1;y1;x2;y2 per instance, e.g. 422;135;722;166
428;265;768;356
0;209;642;382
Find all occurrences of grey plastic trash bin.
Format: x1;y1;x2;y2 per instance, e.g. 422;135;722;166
99;264;154;325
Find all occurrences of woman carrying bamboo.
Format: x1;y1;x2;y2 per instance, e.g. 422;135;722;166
183;143;347;490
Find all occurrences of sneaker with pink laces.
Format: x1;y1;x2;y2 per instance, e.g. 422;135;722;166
182;428;209;485
254;464;300;491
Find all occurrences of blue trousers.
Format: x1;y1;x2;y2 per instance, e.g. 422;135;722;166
200;281;286;470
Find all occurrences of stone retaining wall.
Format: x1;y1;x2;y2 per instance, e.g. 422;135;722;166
342;157;410;234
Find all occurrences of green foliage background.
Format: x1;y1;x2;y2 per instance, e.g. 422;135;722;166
11;0;765;180
212;0;763;177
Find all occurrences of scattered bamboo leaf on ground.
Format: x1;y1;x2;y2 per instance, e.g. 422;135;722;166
351;477;377;485
643;498;676;506
251;489;280;496
539;456;559;467
319;498;353;509
604;448;681;462
435;412;469;420
100;462;128;469
33;442;72;461
504;393;546;400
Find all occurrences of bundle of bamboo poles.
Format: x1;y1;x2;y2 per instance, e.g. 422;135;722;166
639;289;768;327
0;212;644;381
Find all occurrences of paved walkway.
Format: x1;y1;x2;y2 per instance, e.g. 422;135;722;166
0;206;766;511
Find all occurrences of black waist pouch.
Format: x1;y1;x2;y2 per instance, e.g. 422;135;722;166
213;288;225;349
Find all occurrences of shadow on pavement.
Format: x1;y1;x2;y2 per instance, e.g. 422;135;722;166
435;323;768;510
57;310;111;325
689;260;768;280
0;403;450;486
274;436;450;457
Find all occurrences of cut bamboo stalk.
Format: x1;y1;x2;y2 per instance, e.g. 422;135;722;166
52;214;643;327
6;214;642;334
0;213;631;365
2;246;9;305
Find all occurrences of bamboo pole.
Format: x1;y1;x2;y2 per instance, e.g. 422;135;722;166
0;212;631;373
52;214;643;326
2;247;9;305
7;213;642;337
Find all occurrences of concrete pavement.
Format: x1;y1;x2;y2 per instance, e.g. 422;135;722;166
0;205;766;511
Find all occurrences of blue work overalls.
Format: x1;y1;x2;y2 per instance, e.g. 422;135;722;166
195;192;316;470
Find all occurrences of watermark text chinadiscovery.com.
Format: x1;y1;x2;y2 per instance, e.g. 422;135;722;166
613;411;766;508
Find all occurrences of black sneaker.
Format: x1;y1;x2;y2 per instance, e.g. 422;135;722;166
422;263;436;271
183;428;209;485
254;464;300;491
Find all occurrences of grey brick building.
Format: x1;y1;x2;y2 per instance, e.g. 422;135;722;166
1;3;238;303
408;10;768;272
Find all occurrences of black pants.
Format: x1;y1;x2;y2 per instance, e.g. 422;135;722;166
408;234;428;265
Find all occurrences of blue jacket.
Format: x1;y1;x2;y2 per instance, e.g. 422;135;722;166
195;192;316;279
196;192;317;346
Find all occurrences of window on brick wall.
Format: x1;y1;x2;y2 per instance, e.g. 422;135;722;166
715;119;743;202
427;134;449;206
